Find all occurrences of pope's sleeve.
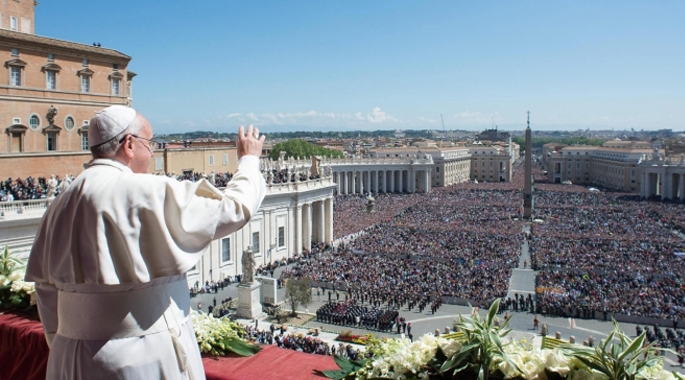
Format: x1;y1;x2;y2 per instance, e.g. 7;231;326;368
213;155;267;239
34;282;58;347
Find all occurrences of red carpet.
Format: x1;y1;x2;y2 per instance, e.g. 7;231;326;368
0;312;339;380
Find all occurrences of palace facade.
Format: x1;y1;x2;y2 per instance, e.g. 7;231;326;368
1;0;134;156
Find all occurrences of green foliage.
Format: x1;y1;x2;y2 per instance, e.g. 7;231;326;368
439;299;520;380
284;277;313;317
512;136;606;149
0;245;24;277
561;319;669;380
268;139;343;160
315;355;370;380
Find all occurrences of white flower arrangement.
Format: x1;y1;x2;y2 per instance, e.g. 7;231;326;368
190;310;260;357
322;299;684;380
0;246;36;310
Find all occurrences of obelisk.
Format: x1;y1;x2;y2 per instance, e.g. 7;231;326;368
523;111;533;219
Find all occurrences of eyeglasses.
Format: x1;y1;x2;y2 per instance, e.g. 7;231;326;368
119;134;159;154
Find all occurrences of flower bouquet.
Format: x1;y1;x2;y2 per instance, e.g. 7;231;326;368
191;310;261;357
319;299;684;380
0;246;36;313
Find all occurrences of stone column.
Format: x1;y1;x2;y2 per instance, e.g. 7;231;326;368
295;205;303;254
317;201;325;243
409;170;415;193
325;197;333;243
303;203;312;251
680;173;685;201
390;170;395;193
351;171;356;195
425;170;431;193
359;171;364;194
378;170;385;193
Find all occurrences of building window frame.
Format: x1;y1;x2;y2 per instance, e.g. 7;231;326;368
221;237;232;263
42;63;61;90
108;71;124;96
77;68;94;93
278;226;285;247
6;59;26;87
46;132;57;151
252;232;260;254
81;133;89;151
28;114;40;130
64;116;75;131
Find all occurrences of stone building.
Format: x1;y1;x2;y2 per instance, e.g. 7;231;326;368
330;151;434;194
1;0;134;155
638;151;685;201
468;143;518;183
545;141;658;192
367;145;472;188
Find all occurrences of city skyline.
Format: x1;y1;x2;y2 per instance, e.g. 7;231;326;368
36;1;685;133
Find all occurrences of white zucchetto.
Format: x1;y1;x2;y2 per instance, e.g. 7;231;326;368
88;105;137;147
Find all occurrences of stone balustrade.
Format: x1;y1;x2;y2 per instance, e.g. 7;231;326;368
0;199;48;216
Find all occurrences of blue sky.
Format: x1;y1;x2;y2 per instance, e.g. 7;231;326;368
37;1;684;133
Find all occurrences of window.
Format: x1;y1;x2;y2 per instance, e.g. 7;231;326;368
278;227;285;247
10;16;17;31
46;133;57;151
48;53;54;61
436;166;440;173
112;63;118;70
46;71;56;89
155;157;163;170
221;238;231;262
223;154;229;165
10;66;21;86
82;59;89;66
252;232;260;254
81;75;90;92
64;117;75;131
208;154;214;166
81;133;89;150
11;48;18;56
111;78;120;95
29;115;39;130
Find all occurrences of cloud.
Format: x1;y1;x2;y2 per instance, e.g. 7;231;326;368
367;107;398;124
210;107;400;129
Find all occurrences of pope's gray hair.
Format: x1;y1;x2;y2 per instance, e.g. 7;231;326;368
90;114;145;158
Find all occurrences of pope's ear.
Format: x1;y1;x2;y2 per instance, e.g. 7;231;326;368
121;135;135;158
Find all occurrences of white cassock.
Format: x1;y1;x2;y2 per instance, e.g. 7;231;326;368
25;156;266;380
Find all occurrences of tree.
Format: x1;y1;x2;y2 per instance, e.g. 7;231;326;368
284;277;313;317
269;139;343;161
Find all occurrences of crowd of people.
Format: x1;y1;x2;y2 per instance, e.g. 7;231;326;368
283;186;525;321
0;176;64;202
531;190;685;320
238;322;361;358
315;300;399;332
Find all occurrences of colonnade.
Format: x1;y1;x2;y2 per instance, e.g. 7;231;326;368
332;168;431;194
642;170;685;201
294;197;334;254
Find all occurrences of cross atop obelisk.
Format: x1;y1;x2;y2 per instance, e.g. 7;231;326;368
523;111;533;219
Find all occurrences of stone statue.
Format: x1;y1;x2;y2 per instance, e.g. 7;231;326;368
241;246;256;284
46;174;58;205
210;171;216;186
46;105;58;126
310;156;321;177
